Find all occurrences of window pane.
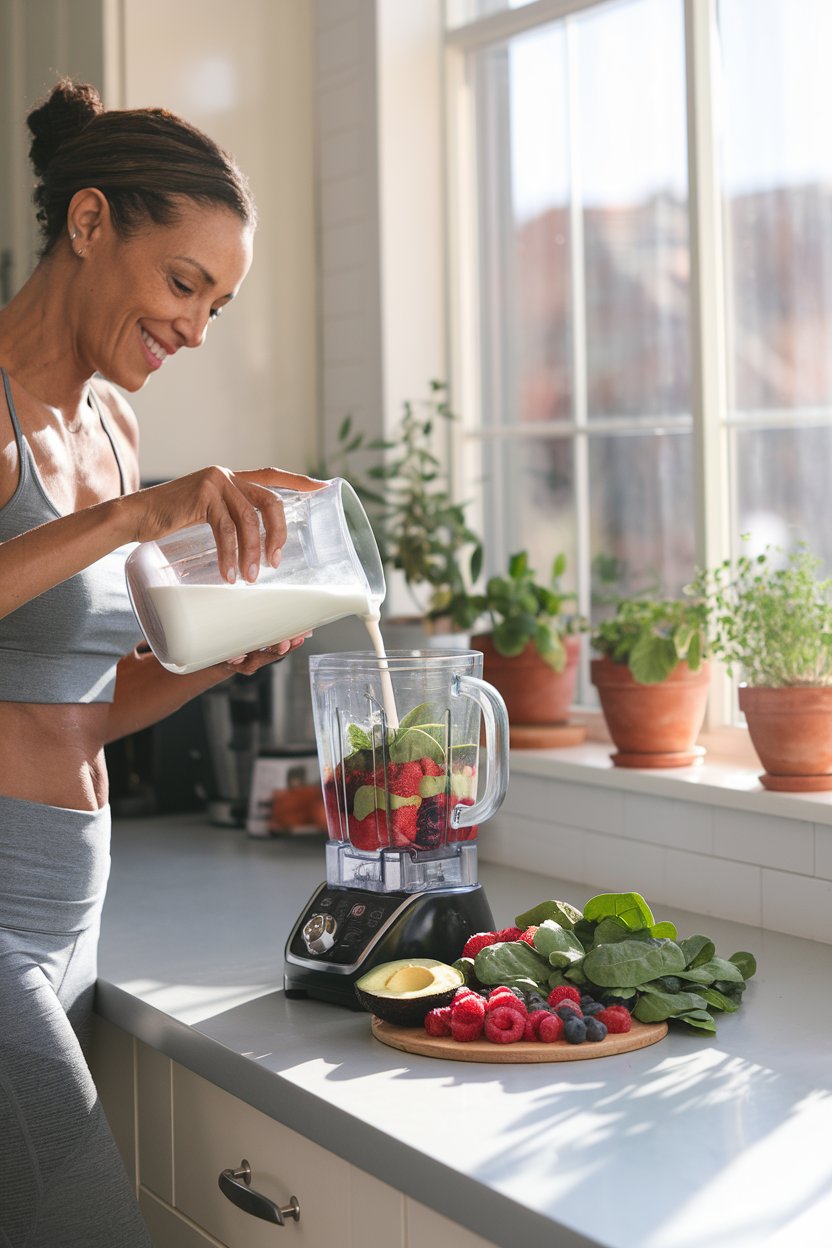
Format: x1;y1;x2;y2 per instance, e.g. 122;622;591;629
733;426;832;562
446;0;537;30
575;0;690;420
483;435;576;583
473;27;573;428
719;0;832;416
590;431;695;603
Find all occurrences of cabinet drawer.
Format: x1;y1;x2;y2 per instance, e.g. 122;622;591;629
139;1188;224;1248
173;1065;352;1247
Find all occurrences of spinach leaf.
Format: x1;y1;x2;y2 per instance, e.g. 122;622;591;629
593;916;654;947
696;956;744;984
583;938;686;988
679;935;715;968
515;899;583;930
388;726;445;764
676;1009;717;1034
533;920;586;967
697;986;740;1013
729;951;757;979
583;891;655;930
649;921;678;940
474;940;549;989
633;987;708;1022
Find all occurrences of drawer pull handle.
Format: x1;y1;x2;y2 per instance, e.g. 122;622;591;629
218;1159;301;1226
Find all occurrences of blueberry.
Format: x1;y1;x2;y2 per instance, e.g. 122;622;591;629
563;1016;587;1044
584;1017;608;1042
582;1001;605;1017
555;1003;582;1021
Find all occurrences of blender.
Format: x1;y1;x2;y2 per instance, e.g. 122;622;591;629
284;648;510;1008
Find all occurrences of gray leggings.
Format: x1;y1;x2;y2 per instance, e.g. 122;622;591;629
0;795;152;1247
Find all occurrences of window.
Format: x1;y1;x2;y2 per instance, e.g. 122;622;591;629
446;0;832;715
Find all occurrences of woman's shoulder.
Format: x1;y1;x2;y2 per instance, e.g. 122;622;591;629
90;375;141;490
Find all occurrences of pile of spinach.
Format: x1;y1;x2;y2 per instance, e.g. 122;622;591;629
457;891;756;1035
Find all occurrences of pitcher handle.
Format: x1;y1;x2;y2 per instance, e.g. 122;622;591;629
450;673;510;828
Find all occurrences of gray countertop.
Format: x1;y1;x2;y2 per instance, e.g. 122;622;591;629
97;815;832;1248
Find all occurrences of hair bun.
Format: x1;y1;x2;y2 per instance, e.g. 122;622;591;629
27;79;104;178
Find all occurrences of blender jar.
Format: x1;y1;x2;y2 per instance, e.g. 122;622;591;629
309;649;510;893
125;478;385;675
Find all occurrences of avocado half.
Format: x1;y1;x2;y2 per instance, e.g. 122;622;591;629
354;957;464;1025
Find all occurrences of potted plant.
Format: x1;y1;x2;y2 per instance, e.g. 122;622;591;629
590;593;712;768
692;542;832;790
465;550;589;748
317;381;482;642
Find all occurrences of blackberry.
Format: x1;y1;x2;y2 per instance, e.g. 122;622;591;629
414;795;446;848
584;1017;608;1042
563;1016;587;1044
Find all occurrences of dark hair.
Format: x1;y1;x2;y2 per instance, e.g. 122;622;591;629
27;79;256;255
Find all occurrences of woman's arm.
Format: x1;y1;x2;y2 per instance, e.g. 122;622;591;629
105;634;309;744
0;464;323;622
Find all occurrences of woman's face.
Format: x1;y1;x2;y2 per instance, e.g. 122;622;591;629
78;198;254;392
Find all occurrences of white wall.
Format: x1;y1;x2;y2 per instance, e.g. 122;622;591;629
121;0;318;484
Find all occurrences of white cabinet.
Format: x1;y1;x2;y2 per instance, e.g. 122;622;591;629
90;1017;498;1248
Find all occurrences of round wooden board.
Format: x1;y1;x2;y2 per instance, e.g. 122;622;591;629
371;1015;667;1063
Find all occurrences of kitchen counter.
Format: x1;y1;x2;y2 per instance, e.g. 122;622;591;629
96;815;832;1248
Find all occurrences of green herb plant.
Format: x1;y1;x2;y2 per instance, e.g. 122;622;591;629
690;542;832;687
315;380;482;627
456;890;756;1035
462;550;588;672
591;594;710;684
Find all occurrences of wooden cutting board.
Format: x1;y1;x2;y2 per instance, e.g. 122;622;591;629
371;1015;667;1063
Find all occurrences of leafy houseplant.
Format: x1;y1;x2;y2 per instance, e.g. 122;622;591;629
468;551;589;744
690;543;832;790
318;381;482;631
590;593;712;769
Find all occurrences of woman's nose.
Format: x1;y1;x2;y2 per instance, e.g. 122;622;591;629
174;309;211;349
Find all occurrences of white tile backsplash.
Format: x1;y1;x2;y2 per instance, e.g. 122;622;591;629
713;807;814;873
481;769;828;944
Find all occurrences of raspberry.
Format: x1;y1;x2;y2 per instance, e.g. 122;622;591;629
496;926;523;943
523;1009;552;1041
596;1006;631;1034
485;990;526;1017
584;1017;608;1043
415;794;448;849
483;1005;525;1044
451;994;486;1026
386;761;424;797
460;931;501;959
424;1006;452;1036
517;926;539;947
548;985;582;1009
537;1013;565;1043
450;1017;483;1042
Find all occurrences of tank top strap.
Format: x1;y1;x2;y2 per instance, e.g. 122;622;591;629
1;367;27;459
87;382;127;497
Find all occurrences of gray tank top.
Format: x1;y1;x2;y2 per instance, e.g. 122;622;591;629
0;368;145;704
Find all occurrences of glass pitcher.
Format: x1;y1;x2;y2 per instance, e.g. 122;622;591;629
125;478;385;675
309;649;510;893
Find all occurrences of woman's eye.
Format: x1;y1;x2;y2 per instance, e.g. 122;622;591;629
209;305;224;321
172;277;193;296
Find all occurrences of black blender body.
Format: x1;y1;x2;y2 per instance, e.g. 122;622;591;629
283;649;509;1009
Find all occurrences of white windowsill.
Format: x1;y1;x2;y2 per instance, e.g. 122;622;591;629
507;738;832;827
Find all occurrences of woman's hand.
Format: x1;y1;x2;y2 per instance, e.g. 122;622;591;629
218;631;311;678
126;465;324;584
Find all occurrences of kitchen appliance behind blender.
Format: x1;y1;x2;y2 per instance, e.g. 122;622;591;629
284;649;510;1008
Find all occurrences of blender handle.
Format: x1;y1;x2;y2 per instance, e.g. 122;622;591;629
451;673;510;828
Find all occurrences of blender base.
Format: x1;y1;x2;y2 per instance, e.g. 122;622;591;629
283;882;494;1010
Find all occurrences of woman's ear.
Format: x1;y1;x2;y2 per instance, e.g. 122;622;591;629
66;188;112;254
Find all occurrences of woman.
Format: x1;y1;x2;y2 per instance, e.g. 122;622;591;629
0;80;319;1245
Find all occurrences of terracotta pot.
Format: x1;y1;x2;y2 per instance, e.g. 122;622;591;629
590;657;710;768
471;634;584;748
739;684;832;791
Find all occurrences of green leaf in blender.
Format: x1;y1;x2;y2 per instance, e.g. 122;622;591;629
346;723;373;752
353;785;420;822
388;727;446;764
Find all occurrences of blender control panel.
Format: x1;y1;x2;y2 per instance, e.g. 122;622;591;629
287;884;409;968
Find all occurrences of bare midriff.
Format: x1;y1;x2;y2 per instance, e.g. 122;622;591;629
0;701;110;811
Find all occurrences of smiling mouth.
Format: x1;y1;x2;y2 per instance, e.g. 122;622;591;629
141;328;168;364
